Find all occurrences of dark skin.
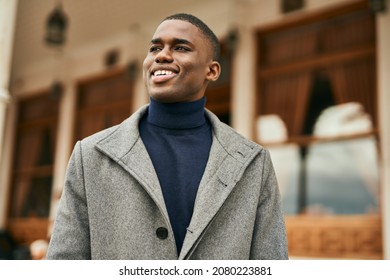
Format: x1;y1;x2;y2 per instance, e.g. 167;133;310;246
143;19;221;103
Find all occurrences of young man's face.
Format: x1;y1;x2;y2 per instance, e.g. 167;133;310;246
143;19;220;103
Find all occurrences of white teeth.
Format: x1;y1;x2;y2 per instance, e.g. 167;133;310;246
154;70;173;76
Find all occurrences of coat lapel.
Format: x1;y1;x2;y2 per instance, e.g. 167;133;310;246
94;105;169;221
179;110;261;259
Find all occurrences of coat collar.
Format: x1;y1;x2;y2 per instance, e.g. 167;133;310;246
95;105;262;259
95;105;170;224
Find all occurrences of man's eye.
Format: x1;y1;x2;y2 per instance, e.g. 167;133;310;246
149;46;162;52
175;46;189;51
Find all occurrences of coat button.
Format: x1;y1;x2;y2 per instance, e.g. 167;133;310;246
156;227;168;239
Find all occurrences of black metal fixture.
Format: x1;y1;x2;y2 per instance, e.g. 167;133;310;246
281;0;304;13
50;80;64;100
104;49;120;68
45;2;68;46
369;0;387;13
226;28;239;56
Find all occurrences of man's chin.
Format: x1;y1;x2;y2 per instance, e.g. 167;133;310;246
149;92;178;103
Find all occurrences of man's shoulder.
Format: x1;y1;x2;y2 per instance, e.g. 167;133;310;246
80;124;120;147
78;105;148;149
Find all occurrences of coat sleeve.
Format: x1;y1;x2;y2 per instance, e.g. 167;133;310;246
250;148;289;259
46;141;91;259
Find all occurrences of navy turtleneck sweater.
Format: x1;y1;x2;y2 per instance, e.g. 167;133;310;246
139;97;212;255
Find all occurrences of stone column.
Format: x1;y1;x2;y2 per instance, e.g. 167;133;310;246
0;0;18;228
231;25;256;140
377;9;390;260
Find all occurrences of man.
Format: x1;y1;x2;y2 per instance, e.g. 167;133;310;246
47;13;288;260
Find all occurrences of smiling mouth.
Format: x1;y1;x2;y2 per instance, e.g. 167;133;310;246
151;69;177;84
153;70;174;76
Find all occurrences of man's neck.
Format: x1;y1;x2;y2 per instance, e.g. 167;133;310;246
147;97;207;129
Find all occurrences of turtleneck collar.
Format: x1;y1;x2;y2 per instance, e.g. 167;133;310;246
146;97;207;129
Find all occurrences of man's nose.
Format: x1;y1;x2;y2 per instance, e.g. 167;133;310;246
155;47;173;63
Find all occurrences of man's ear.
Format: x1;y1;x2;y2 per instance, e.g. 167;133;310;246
206;61;221;82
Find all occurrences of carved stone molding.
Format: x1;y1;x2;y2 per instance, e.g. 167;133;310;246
286;215;382;259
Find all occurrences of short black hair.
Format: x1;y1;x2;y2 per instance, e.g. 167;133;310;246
163;13;220;60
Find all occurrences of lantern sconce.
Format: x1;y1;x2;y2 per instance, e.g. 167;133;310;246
368;0;387;13
281;0;304;13
50;80;64;100
226;28;239;56
45;2;69;47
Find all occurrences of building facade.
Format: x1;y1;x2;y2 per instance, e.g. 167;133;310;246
0;0;389;259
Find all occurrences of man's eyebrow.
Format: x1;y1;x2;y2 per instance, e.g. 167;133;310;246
172;38;192;45
150;38;193;46
150;38;162;44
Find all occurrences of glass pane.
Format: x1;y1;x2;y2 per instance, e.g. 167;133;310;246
14;126;56;170
10;92;58;220
78;73;133;109
270;136;380;215
10;176;53;218
306;137;379;214
268;144;300;214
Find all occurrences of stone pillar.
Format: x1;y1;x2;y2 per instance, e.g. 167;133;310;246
0;0;18;229
377;9;390;260
231;25;256;139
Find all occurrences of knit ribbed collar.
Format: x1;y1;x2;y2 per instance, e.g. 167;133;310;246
147;97;207;129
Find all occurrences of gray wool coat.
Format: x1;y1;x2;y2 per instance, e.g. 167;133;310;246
47;105;288;260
